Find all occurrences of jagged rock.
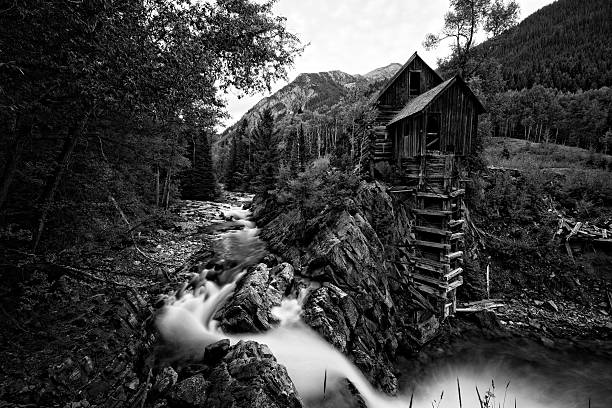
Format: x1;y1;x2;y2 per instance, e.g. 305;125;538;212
301;284;358;353
154;367;178;394
168;374;209;407
215;263;288;333
166;341;302;407
270;262;294;294
255;182;411;392
203;339;230;366
204;341;302;408
465;310;505;337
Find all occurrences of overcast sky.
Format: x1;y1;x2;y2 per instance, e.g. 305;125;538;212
220;0;557;130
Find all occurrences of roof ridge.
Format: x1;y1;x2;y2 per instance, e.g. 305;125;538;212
387;75;486;125
373;52;442;104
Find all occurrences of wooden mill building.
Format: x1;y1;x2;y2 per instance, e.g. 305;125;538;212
370;52;486;321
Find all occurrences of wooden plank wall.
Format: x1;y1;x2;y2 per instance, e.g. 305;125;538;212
379;58;442;108
390;82;480;159
426;82;478;156
393;115;423;162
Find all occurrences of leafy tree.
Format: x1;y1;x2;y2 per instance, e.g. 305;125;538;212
276;157;361;236
424;0;519;77
0;0;302;250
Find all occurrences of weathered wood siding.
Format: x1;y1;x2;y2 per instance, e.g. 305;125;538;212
393;115;423;163
425;81;479;156
378;57;442;108
390;82;480;158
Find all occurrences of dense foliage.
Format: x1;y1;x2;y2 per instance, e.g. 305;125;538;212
181;131;217;201
219;79;380;191
486;86;612;152
0;0;301;250
478;0;612;91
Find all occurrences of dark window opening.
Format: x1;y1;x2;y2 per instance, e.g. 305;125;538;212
409;71;421;95
426;114;440;151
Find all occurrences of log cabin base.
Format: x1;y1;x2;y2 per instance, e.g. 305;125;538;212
390;152;466;320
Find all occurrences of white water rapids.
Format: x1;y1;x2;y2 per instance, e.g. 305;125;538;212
155;203;612;408
155;205;406;407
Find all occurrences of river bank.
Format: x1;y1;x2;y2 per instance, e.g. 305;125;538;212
397;300;612;408
0;192;253;407
3;188;610;408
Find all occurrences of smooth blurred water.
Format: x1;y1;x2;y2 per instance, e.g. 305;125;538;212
157;203;612;408
399;338;612;408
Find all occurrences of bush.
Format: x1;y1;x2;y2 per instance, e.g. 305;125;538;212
276;157;361;231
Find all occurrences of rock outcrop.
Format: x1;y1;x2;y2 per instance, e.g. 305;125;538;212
252;181;417;394
165;340;302;408
215;263;294;333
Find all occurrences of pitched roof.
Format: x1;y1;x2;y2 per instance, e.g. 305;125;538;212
387;75;486;126
374;52;443;104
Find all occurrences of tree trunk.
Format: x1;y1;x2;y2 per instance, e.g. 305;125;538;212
155;165;160;207
32;120;86;252
527;126;531;141
164;170;172;210
0;123;30;210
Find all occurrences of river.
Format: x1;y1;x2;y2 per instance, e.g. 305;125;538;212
399;337;612;408
158;199;612;408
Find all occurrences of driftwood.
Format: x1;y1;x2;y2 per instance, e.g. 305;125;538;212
456;299;505;313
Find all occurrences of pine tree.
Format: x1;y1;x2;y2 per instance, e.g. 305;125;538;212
225;120;248;191
251;108;280;194
181;132;217;200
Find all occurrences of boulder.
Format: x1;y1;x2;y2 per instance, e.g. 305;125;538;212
166;341;302;408
203;339;230;366
168;374;209;407
301;284;358;353
215;263;294;333
204;341;302;408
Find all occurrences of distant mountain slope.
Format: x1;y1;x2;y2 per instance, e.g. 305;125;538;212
479;0;612;91
218;64;401;141
361;63;403;82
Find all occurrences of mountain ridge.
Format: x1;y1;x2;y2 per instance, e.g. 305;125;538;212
218;63;401;140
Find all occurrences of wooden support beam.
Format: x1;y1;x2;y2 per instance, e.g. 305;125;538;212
416;191;451;199
450;232;465;240
413;208;453;216
448;219;465;228
442;251;463;262
412;257;451;273
444;267;463;281
413;240;451;250
414;276;463;297
449;189;466;198
414;225;452;236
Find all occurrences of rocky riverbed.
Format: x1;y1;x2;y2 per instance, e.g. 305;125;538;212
3;187;610;408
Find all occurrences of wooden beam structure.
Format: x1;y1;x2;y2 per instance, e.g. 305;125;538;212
395;151;467;318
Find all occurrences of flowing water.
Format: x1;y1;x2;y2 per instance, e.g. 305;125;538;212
400;337;612;408
156;203;612;408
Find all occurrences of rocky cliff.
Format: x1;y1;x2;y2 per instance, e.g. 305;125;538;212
250;181;420;393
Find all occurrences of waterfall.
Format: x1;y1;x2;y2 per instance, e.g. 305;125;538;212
155;204;408;407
